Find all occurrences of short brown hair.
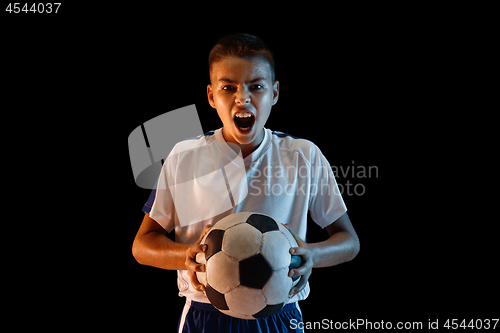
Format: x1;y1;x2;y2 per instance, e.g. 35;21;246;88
208;33;275;82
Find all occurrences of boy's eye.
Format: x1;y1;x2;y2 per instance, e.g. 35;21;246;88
221;84;264;91
222;85;235;91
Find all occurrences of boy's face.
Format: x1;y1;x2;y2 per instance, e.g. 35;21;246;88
208;56;279;151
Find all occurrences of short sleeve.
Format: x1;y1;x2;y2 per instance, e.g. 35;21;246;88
145;160;176;233
142;187;156;214
308;148;347;228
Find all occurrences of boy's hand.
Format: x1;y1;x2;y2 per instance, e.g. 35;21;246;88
284;224;314;296
185;224;212;297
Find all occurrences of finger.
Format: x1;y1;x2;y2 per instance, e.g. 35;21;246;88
289;247;309;257
186;261;206;273
193;225;213;245
199;224;213;240
288;265;310;277
187;268;206;292
185;244;207;272
289;270;311;295
288;261;313;277
185;241;209;297
288;248;313;276
185;260;205;273
186;244;207;262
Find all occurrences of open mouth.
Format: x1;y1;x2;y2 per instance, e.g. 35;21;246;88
233;111;255;133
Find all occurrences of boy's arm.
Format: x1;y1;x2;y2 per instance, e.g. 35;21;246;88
286;212;360;295
132;213;189;270
132;213;211;274
310;212;360;268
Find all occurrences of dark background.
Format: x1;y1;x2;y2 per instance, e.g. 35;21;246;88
3;4;496;331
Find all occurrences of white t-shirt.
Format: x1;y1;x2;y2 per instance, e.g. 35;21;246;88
144;127;347;304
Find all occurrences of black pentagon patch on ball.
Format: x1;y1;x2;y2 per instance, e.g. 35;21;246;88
206;284;229;310
204;229;225;260
289;255;302;282
253;303;284;318
246;214;279;234
239;253;273;289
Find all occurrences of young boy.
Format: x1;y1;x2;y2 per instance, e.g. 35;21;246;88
132;33;360;333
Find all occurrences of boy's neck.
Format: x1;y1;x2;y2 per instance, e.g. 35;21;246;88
222;127;265;159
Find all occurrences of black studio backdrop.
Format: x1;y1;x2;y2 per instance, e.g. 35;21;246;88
5;6;496;331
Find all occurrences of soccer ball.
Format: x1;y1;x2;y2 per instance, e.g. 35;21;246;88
195;212;302;320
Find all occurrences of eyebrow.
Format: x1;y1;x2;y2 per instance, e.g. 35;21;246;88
219;77;266;84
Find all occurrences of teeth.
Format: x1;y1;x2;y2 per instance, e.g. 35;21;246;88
235;112;252;118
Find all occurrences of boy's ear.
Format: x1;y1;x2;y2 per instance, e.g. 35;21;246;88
207;84;216;109
272;81;280;105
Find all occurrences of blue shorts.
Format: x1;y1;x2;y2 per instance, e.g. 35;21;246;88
178;300;304;333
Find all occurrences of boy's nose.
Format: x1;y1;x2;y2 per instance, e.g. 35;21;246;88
235;89;250;105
